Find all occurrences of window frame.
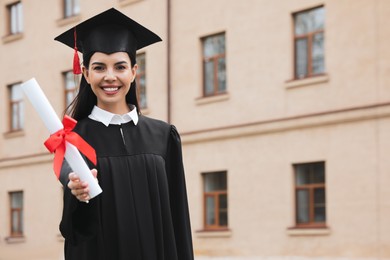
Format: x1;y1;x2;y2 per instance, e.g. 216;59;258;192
201;33;227;97
9;191;24;237
8;82;24;132
6;1;23;35
293;161;326;228
292;6;325;80
202;171;228;231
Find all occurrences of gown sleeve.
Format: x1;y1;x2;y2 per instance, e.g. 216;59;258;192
59;159;99;246
166;125;194;259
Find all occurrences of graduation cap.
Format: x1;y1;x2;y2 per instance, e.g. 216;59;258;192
55;8;162;74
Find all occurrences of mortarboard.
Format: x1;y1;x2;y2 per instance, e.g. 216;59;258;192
54;8;162;74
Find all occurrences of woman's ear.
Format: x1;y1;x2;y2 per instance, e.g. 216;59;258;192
82;66;90;84
132;64;138;82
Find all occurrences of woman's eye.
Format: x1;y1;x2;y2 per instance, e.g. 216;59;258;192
93;66;105;71
116;65;126;70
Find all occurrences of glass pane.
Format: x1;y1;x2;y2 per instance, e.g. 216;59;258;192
312;32;325;75
312;7;325;31
295;38;308;79
73;0;80;15
139;74;147;108
295;164;310;185
296;189;309;223
314;188;326;222
203;34;225;57
137;53;146;72
204;172;227;192
20;210;24;232
312;162;325;183
66;92;75;106
219;194;228;226
219;194;227;208
10;5;17;34
217;57;226;92
314;188;325;204
65;72;75;90
206;196;215;225
204;61;214;95
17;3;23;32
19;102;24;129
294;12;309;35
11;192;23;208
219;211;228;226
136;53;146;108
314;206;326;222
11;84;23;101
295;7;324;35
65;0;71;17
12;103;18;129
12;211;20;233
296;162;325;185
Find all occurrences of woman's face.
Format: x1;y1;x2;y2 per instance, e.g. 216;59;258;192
83;52;137;113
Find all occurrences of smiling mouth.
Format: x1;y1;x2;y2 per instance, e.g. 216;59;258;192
101;86;121;94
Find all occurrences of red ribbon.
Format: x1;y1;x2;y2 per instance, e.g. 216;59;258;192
44;115;96;179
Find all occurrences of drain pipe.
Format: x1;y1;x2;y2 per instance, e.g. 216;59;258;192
167;0;172;124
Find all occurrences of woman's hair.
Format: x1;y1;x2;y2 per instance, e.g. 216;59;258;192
64;52;140;121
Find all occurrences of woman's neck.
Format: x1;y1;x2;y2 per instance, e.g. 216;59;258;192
97;102;130;115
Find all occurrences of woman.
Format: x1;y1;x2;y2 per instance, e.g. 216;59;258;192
55;8;193;260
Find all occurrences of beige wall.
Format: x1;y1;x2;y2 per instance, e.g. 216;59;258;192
185;117;390;258
1;0;390;259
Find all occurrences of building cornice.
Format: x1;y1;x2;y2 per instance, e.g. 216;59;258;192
181;101;390;144
0;152;52;169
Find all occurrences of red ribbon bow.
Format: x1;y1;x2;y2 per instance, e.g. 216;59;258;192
44;115;97;179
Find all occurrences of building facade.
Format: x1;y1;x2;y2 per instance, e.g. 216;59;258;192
1;0;390;259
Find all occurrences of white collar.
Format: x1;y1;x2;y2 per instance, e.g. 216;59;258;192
88;105;139;127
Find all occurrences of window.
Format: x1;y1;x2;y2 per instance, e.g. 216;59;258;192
293;6;325;79
63;0;80;18
203;171;228;230
10;191;23;237
294;162;326;227
136;53;147;109
202;33;226;96
8;83;24;131
7;2;23;35
64;71;80;108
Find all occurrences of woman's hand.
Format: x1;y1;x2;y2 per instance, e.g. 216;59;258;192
67;169;98;203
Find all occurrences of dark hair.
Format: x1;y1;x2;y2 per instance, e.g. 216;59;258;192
64;52;140;121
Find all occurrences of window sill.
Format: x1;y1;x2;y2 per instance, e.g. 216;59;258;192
286;226;330;236
2;33;24;44
3;130;25;139
285;74;329;89
5;236;26;244
195;93;230;106
195;229;232;238
57;14;82;27
119;0;144;7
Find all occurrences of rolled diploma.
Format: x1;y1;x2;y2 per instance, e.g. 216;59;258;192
21;78;102;199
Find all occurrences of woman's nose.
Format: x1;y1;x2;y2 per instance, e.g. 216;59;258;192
104;69;116;81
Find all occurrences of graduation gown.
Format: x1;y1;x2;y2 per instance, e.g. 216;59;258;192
59;115;194;260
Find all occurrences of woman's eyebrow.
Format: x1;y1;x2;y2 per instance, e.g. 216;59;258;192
115;61;129;65
91;62;105;66
91;61;128;65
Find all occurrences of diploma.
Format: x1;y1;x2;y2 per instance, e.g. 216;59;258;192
21;78;102;199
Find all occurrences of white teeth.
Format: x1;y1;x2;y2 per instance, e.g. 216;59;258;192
103;87;118;91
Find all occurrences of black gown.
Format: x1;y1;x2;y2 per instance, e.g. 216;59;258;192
59;115;194;260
